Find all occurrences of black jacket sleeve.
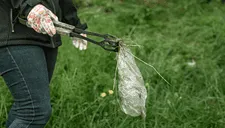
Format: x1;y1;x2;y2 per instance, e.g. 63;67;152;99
59;0;87;30
9;0;42;17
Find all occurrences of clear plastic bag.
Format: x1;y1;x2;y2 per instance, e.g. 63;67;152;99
117;44;147;118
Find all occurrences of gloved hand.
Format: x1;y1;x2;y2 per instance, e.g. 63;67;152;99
27;4;58;37
72;33;88;50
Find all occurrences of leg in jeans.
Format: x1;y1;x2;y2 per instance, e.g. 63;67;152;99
0;45;57;128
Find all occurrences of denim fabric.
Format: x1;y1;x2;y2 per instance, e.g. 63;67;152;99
0;45;58;128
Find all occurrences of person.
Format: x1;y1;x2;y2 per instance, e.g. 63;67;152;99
0;0;87;127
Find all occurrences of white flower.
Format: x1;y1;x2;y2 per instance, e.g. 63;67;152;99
187;59;196;67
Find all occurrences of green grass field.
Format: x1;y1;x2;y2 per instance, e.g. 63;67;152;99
1;0;225;127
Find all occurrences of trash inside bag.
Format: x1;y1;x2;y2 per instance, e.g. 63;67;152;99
117;43;147;118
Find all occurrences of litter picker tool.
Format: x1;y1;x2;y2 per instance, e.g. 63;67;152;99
18;18;120;52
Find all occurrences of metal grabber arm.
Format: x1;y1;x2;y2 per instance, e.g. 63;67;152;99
53;21;120;52
19;17;120;52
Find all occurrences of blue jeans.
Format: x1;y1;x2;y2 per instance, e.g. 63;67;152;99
0;45;58;128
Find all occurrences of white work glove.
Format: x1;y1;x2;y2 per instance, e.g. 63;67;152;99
72;33;88;50
27;4;58;37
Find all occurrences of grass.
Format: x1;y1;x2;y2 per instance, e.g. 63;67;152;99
1;0;225;127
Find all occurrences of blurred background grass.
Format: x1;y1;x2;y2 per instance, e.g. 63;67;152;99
1;0;225;127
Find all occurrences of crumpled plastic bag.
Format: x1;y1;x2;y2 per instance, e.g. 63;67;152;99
117;44;147;118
